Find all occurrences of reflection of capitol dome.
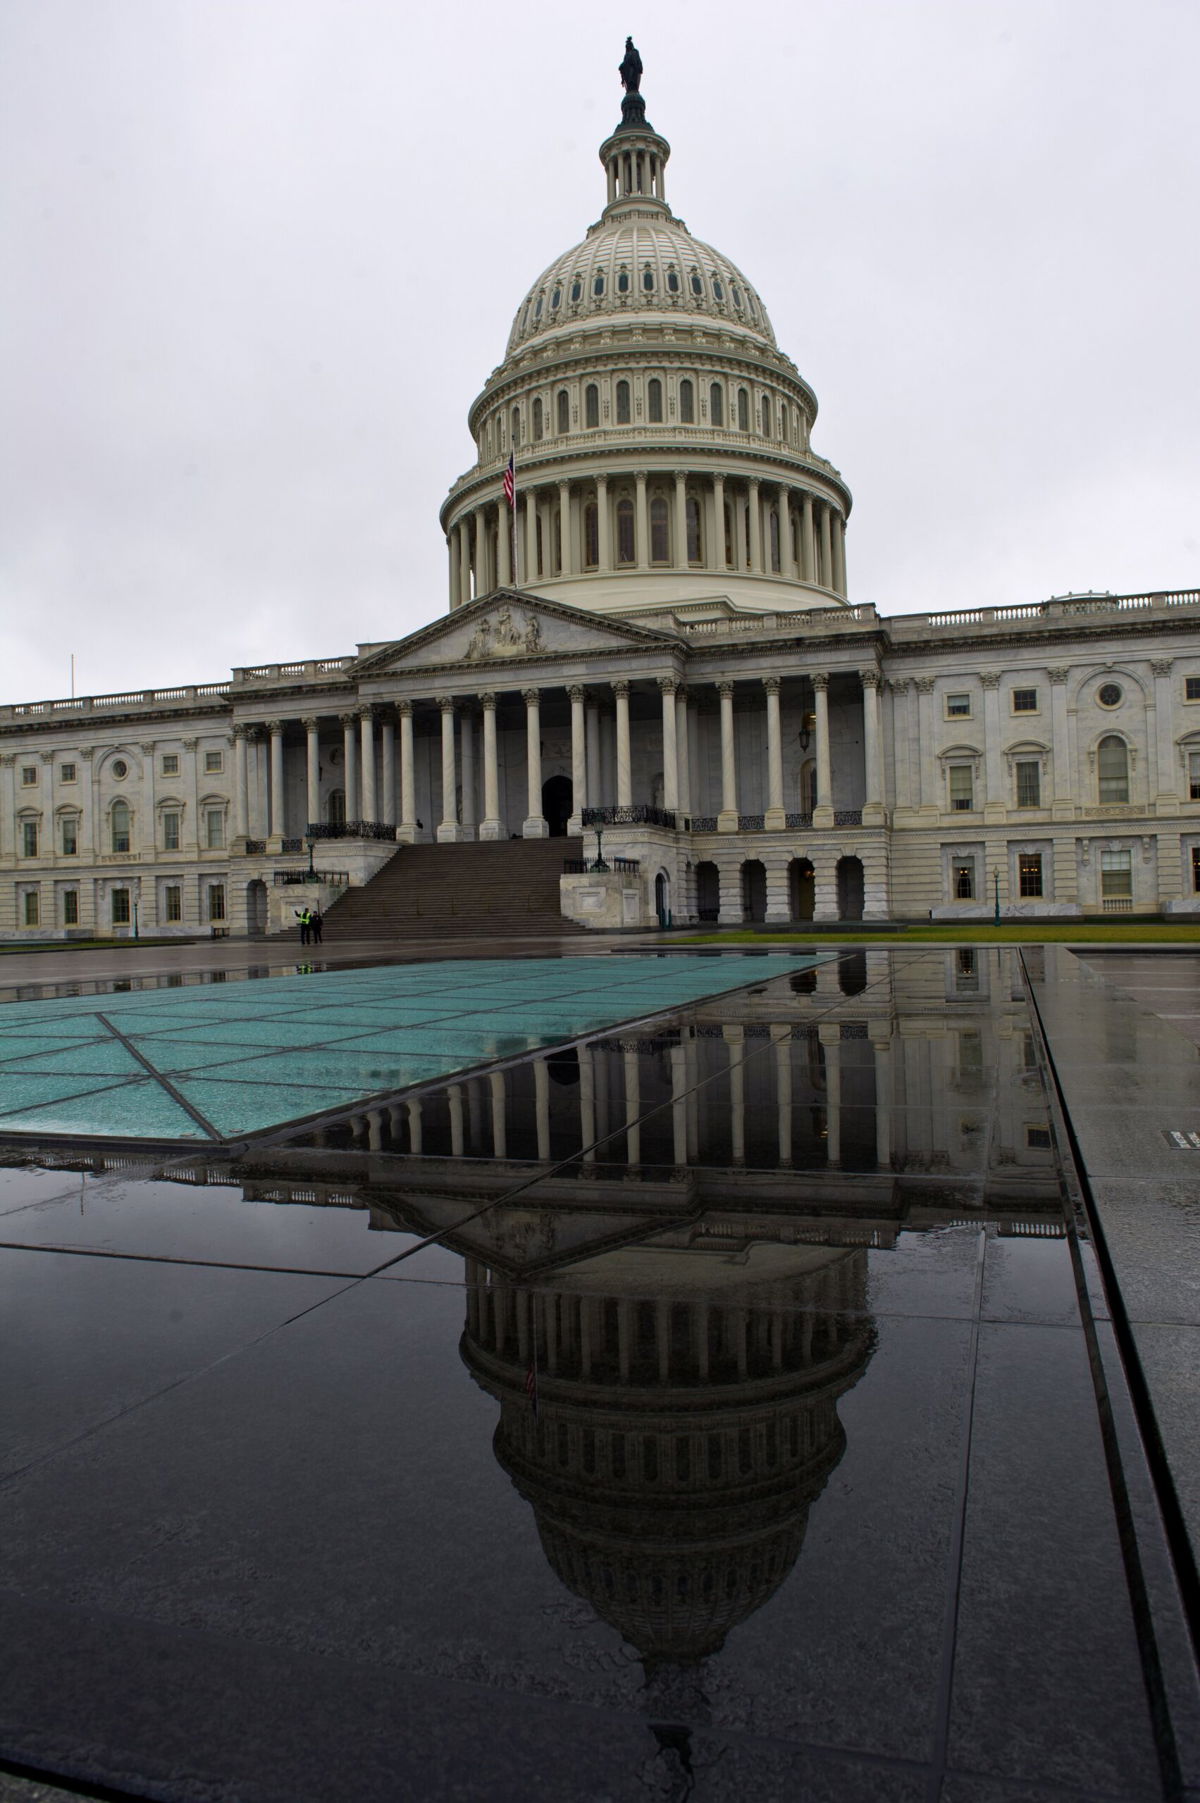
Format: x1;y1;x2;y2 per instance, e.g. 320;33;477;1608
462;1243;872;1667
440;47;851;618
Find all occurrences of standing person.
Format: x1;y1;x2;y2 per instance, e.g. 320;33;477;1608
295;906;310;946
310;909;323;945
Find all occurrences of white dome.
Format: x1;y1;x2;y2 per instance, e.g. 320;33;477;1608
506;216;777;358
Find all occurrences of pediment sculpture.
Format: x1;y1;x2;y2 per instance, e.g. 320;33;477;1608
464;605;542;662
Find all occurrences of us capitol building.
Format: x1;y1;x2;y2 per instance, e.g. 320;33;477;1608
3;47;1199;940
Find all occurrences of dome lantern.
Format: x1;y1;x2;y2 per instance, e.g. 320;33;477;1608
599;40;670;219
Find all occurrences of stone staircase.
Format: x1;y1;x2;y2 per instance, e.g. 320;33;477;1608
320;837;588;942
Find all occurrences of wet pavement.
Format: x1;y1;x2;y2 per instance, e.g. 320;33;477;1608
1;945;1198;1802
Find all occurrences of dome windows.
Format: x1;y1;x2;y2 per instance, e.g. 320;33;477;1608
710;382;724;426
731;282;743;308
617;267;630;294
570;276;582;302
686;496;703;564
666;267;680;293
650;496;670;564
556;389;570;434
616;379;631;424
585;384;600;429
648;378;663;423
616;497;635;564
534;293;543;320
642;265;655;292
748;293;759;321
737;387;750;432
711;274;725;301
780;401;789;441
550;286;561;311
761;394;772;436
679;378;695;423
583;502;599;569
511;405;521;445
593;270;605;298
690;270;703;296
532;398;543;441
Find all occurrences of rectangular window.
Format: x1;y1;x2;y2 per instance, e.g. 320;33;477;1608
1190;752;1200;801
59;763;76;784
1193;848;1200;894
945;693;971;718
62;890;78;926
21;821;38;858
61;817;77;856
1186;677;1200;702
111;888;131;925
1011;688;1038;713
21;766;36;787
161;753;179;775
205;808;224;850
1026;1125;1053;1150
164;885;182;922
163;810;181;851
1100;848;1132;898
204;751;223;774
949;765;974;811
23;890;39;927
1015;761;1041;808
208;884;226;922
952;858;975;899
1018;853;1044;897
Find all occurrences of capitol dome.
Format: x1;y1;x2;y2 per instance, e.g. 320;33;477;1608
439;48;852;622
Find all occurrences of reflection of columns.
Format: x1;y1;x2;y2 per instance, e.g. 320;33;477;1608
772;1023;793;1166
676;686;691;818
596;474;611;572
406;1097;423;1156
489;1070;507;1159
673;470;688;569
659;678;679;813
712;473;726;570
398;700;417;843
747;477;762;572
764;675;785;829
359;709;377;824
479;692;501;840
634;470;649;570
726;1025;745;1165
568;685;586;835
268;720;285;841
448;1084;464;1157
717;680;739;830
624;1045;641;1166
303;717;320;831
437;698;462;841
533;1057;550;1161
233;724;249;844
802;493;815;581
670;1042;687;1167
579;1042;596;1162
871;1025;892;1171
340;714;359;821
459;709;476;835
820;1023;841;1166
861;669;884;823
613;680;632;808
380;711;396;826
812;673;833;827
522;688;547;837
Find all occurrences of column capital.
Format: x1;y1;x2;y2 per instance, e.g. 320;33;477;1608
747;474;761;491
676;686;689;707
438;695;456;715
658;675;680;695
634;469;648;483
716;679;735;698
567;684;586;703
357;704;376;721
915;676;936;694
672;469;688;482
232;722;249;740
521;687;540;706
1151;658;1175;678
859;668;882;690
267;718;285;734
397;697;415;717
338;711;358;728
136;742;154;757
810;671;829;692
478;691;496;710
761;674;782;695
890;677;911;695
611;679;630;698
1047;667;1069;685
302;716;319;732
980;672;1001;690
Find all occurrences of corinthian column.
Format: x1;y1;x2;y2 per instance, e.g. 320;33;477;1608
522;688;547;837
812;673;833;828
232;724;249;847
479;692;502;840
359;708;377;824
596;475;611;572
802;493;815;582
634;470;649;570
612;680;632;808
568;685;586;834
397;699;417;843
659;677;679;813
437;697;463;841
717;680;739;831
304;717;321;832
861;669;885;823
764;675;785;829
340;713;359;822
673;471;688;569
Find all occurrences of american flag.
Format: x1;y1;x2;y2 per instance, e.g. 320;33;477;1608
503;450;515;509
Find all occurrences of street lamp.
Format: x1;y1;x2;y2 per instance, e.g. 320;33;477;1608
589;827;609;872
993;866;1001;928
306;833;316;879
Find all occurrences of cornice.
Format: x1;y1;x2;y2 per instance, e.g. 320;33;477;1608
879;611;1200;662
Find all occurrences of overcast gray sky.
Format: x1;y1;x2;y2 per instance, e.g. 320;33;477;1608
3;0;1198;704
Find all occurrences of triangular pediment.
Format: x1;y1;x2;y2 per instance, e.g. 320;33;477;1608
351;588;680;678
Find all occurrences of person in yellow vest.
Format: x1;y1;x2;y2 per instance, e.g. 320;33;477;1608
293;906;311;946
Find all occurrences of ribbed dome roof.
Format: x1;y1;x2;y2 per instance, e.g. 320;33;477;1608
505;216;777;358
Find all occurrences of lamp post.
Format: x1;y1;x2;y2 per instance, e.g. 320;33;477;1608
993;866;1001;928
589;827;609;872
306;833;316;879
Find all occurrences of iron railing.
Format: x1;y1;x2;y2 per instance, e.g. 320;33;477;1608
581;805;677;830
563;857;641;874
273;870;350;887
738;814;765;831
785;813;814;829
690;816;718;831
834;809;864;827
305;821;397;841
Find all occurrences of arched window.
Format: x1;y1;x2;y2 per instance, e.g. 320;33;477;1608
533;293;543;319
642;266;655;292
570;276;582;302
1098;735;1130;803
557;389;569;434
710;383;724;427
617;267;630;294
690;270;703;296
711;274;725;300
593;270;605;298
583;502;599;569
666;267;680;293
780;401;789;441
550;286;561;311
648;378;663;422
650;496;670;563
532;398;543;441
686;496;702;564
616;379;631;424
769;509;781;571
585;384;599;429
616;497;635;564
511;405;521;446
679;378;694;423
111;799;131;854
761;394;772;436
737;388;749;432
748;293;759;321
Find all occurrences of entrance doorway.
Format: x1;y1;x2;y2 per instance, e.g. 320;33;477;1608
788;857;815;920
741;860;766;923
654;870;670;926
542;774;573;837
246;879;268;936
696;861;720;922
837;856;865;921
